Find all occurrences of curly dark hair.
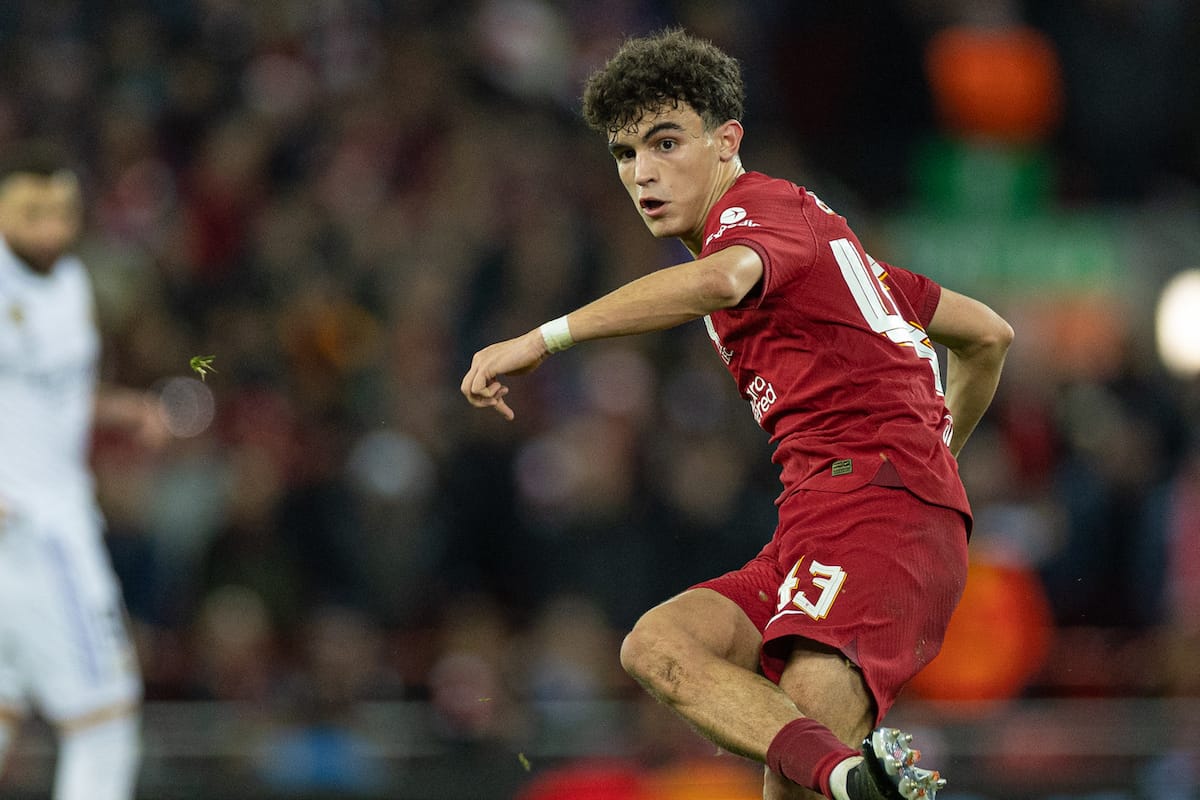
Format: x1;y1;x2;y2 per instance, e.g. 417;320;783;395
581;28;744;136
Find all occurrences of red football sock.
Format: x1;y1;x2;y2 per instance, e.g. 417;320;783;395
766;718;859;798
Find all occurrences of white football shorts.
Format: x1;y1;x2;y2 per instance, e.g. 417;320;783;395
0;514;142;724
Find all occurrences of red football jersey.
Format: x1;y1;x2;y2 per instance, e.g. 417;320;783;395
699;171;970;520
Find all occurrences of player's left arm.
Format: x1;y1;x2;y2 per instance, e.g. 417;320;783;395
925;288;1014;458
461;245;763;419
94;385;171;449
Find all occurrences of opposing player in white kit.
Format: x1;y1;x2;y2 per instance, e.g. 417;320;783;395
0;143;168;800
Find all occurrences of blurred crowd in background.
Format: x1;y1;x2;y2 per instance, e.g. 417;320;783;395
2;0;1199;796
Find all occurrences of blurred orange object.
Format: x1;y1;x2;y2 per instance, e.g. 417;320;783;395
516;756;766;800
925;26;1063;142
516;760;649;800
909;560;1053;710
646;757;763;799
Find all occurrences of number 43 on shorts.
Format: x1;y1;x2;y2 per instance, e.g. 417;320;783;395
776;558;847;620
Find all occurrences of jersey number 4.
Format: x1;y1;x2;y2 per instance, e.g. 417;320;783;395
830;238;944;397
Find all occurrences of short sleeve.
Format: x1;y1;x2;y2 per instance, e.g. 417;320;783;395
702;195;817;307
876;260;942;328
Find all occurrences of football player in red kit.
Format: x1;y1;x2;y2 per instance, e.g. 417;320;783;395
462;28;1012;800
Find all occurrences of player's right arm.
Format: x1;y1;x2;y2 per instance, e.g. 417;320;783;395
565;244;762;339
925;288;1014;458
461;245;763;419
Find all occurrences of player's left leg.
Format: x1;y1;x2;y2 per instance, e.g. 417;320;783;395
765;641;946;800
53;703;141;800
764;639;874;800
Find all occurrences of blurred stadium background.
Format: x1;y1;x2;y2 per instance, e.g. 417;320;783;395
2;0;1199;798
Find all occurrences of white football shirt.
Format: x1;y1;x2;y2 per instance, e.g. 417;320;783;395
0;236;101;532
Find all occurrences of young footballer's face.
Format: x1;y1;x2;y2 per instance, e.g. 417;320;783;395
0;171;83;273
608;102;743;255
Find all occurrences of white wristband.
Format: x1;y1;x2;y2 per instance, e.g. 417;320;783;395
539;315;574;354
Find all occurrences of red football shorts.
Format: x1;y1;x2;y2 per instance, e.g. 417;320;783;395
692;484;969;723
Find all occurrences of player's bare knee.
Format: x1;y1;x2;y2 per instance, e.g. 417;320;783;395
618;623;655;683
621;616;690;701
622;639;685;702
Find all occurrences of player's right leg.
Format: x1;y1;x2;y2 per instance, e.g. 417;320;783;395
620;588;852;778
53;704;141;800
621;588;796;758
0;523;30;781
16;529;144;800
